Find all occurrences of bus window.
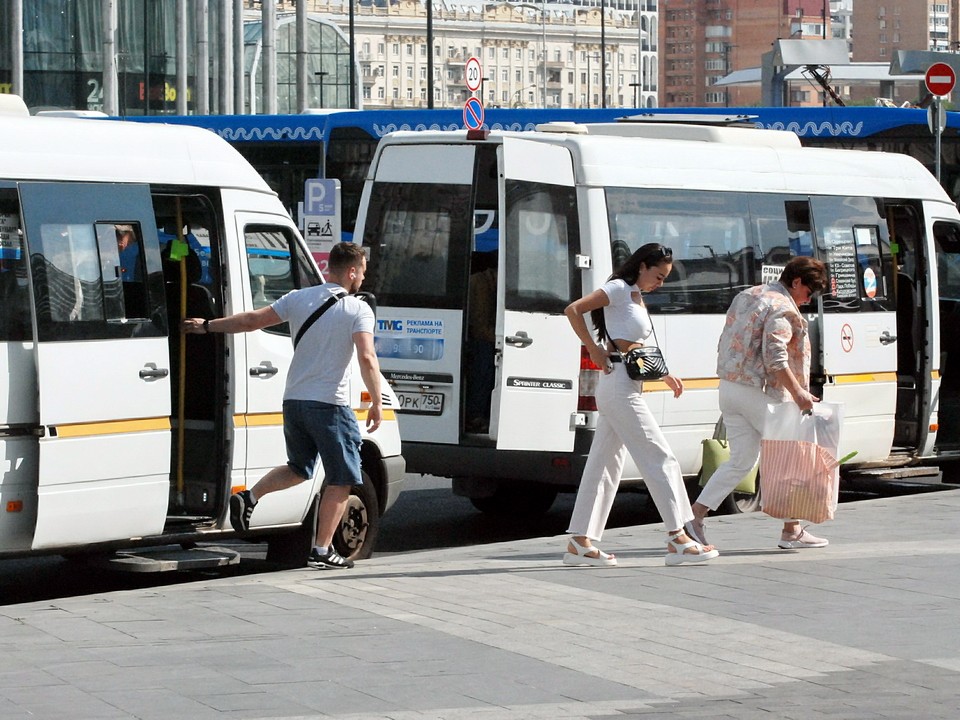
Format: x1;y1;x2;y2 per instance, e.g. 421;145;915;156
811;196;893;311
363;182;472;309
244;224;320;337
30;219;160;339
606;188;749;313
0;191;31;341
504;180;580;313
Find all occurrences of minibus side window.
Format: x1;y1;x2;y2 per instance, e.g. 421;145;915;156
811;196;893;312
244;224;319;337
0;192;31;341
503;180;580;313
30;220;160;340
363;182;472;309
606;188;749;313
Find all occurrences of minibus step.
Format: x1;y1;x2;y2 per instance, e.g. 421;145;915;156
85;545;241;573
844;465;944;485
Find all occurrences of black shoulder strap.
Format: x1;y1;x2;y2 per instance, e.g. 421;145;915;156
293;292;346;349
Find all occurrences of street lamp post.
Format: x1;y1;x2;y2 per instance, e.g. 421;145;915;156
600;0;607;108
628;81;640;108
314;71;329;108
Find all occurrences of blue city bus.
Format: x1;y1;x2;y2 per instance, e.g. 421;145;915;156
124;105;960;239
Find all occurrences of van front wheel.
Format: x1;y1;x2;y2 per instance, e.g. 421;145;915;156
332;472;380;562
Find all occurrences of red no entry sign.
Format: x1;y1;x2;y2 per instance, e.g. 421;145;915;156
925;62;956;97
463;96;484;130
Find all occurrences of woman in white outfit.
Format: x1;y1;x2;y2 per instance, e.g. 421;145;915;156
562;244;718;567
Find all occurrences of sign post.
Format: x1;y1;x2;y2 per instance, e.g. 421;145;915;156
925;62;956;183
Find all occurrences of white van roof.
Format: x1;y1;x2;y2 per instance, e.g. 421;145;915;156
0;114;273;193
378;127;949;203
538;120;802;148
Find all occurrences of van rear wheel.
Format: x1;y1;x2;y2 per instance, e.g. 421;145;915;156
469;482;558;516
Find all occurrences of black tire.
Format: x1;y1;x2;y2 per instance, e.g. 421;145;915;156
332;471;380;562
469;482;558;516
266;494;320;567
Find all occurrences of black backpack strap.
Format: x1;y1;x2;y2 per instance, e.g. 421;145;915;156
292;292;346;349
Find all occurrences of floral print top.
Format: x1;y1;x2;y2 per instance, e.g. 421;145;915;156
716;281;809;402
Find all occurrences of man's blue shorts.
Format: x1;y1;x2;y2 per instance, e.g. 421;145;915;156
282;400;363;486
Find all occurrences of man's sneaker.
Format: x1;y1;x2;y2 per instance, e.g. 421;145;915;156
778;527;829;549
307;546;355;569
229;490;256;532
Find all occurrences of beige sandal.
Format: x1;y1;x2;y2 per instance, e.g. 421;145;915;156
563;537;617;567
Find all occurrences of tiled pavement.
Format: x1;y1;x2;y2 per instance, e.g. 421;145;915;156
1;489;958;719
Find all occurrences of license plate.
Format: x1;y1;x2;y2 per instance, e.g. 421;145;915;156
395;391;444;415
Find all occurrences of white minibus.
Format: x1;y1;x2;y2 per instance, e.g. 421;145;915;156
0;106;404;566
354;120;960;515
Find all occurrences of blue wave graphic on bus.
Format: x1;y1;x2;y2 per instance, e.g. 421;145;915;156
375;336;444;360
767;121;865;137
219;126;325;142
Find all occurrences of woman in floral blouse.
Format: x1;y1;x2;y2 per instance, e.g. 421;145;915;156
687;256;829;551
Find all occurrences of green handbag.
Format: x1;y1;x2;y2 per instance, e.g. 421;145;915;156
699;434;758;495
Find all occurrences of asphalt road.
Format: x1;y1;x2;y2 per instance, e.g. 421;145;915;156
0;472;954;606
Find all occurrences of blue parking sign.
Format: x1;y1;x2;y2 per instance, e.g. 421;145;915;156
304;178;337;216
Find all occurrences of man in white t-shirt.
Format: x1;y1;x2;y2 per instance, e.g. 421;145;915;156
182;242;381;569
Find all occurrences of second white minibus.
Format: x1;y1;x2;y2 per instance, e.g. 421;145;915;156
354;120;960;515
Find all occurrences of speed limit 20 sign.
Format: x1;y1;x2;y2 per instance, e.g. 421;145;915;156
465;57;483;93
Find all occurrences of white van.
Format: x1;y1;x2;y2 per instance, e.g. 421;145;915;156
354;120;960;515
0;108;404;566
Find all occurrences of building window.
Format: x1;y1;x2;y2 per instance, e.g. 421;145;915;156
392;43;400;56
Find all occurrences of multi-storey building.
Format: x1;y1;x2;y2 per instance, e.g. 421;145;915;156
659;0;832;107
850;0;960;105
300;0;656;110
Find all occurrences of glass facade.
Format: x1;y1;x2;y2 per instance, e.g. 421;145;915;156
0;0;349;115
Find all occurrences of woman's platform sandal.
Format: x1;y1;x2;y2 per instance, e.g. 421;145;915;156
563;537;617;567
665;532;719;567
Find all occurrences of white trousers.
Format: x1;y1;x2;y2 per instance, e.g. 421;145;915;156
696;380;770;511
567;364;693;540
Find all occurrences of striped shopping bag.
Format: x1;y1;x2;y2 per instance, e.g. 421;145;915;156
759;438;839;524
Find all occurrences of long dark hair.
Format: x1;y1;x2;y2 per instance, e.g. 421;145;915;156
590;243;673;343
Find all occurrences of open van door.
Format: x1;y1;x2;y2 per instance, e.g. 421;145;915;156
20;183;171;549
492;139;582;452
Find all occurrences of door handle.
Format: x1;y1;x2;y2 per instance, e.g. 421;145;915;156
139;364;169;380
880;330;897;345
504;330;533;348
249;364;279;377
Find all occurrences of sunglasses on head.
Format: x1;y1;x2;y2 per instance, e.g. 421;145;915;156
650;245;673;262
